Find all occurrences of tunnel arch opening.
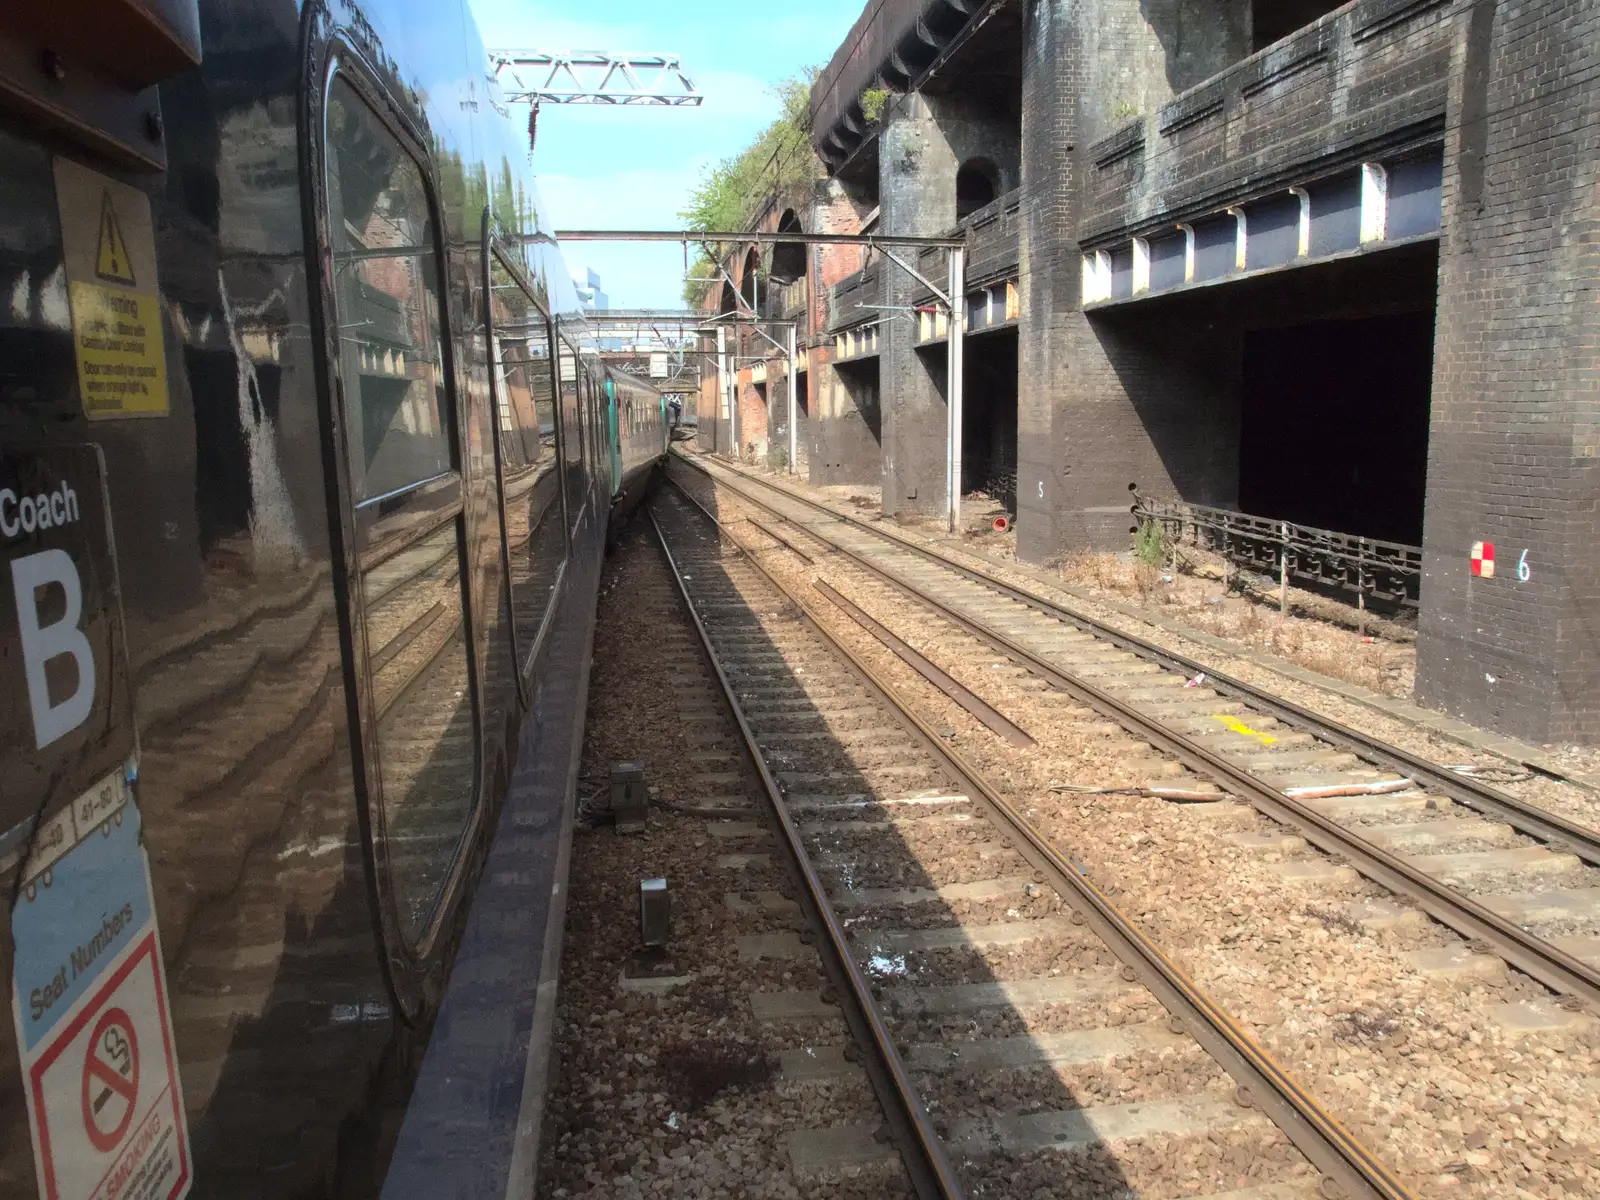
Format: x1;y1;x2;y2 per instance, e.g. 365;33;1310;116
956;158;1000;219
960;157;998;220
771;209;805;284
740;247;760;310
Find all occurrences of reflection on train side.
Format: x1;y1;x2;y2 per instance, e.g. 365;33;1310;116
556;335;587;542
326;74;481;950
489;250;566;671
360;523;476;943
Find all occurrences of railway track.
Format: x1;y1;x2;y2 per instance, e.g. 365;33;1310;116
671;455;1600;1017
649;485;1411;1200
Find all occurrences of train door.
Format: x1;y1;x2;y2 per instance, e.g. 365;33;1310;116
555;334;586;539
485;235;569;685
317;69;484;1004
586;372;605;501
605;378;622;495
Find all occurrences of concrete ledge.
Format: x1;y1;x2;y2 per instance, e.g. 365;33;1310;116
865;917;1081;955
828;874;1035;909
751;990;839;1022
778;1044;862;1083
1490;998;1595;1038
884;973;1133;1016
907;1020;1185;1073
947;1091;1264;1158
785;1124;898;1177
1401;945;1505;984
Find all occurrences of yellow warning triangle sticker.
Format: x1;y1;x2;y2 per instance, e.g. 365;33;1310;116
95;190;136;286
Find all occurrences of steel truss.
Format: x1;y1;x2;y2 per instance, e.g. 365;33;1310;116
488;51;703;107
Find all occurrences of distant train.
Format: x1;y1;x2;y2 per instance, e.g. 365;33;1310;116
0;1;663;1197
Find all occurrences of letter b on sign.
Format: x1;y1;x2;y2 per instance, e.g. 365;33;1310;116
11;549;96;748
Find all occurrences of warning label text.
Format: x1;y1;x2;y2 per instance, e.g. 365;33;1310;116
68;284;168;418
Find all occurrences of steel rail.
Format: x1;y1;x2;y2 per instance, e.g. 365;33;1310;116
666;479;1412;1200
674;456;1600;1011
687;456;1600;851
741;514;816;564
813;579;1036;750
645;504;965;1200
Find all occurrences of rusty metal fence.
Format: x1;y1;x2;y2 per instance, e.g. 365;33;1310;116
1131;494;1422;612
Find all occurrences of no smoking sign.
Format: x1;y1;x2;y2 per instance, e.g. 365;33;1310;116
26;936;187;1200
82;1008;139;1154
11;782;190;1200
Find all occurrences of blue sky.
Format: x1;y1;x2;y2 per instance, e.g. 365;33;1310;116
468;0;864;309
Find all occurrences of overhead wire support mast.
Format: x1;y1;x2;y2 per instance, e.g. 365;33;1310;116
487;51;704;107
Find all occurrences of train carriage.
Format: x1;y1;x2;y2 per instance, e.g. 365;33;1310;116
0;2;663;1196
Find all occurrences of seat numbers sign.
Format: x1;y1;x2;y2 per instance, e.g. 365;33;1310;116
11;778;192;1200
3;446;191;1199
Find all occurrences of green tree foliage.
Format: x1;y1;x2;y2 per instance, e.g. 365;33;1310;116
681;71;818;305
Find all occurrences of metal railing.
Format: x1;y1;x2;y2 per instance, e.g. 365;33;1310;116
1131;495;1422;612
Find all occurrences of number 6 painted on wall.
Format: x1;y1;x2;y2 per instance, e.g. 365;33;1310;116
1518;550;1530;582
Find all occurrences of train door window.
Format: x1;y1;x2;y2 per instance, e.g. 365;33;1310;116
556;335;585;534
325;74;480;948
488;249;567;671
589;375;606;481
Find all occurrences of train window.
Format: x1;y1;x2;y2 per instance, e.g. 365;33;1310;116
594;379;606;481
556;336;585;533
325;84;452;502
488;250;567;670
324;74;480;948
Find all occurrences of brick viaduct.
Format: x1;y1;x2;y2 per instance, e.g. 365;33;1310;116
694;0;1600;746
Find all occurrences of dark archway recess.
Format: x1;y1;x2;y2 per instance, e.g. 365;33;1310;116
1239;312;1435;545
719;279;738;316
740;248;759;310
771;209;805;284
956;159;999;219
1252;0;1346;50
962;327;1018;511
834;357;881;445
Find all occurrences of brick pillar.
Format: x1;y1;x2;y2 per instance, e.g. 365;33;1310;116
736;371;768;461
880;93;1017;518
808;180;881;486
1017;0;1247;561
1019;0;1160;557
1016;0;1085;558
695;330;720;454
1415;0;1600;743
880;93;956;517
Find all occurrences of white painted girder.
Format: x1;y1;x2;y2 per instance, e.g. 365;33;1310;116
488;51;703;107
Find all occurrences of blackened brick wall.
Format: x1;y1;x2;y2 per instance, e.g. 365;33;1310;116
1018;0;1246;561
880;93;1015;517
1415;0;1600;743
1083;0;1457;246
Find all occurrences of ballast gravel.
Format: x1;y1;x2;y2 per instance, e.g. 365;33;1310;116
535;522;909;1199
687;466;1600;1199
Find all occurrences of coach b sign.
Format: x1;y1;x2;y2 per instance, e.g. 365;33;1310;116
0;446;135;824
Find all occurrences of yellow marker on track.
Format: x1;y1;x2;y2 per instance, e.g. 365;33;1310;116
1212;713;1277;745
